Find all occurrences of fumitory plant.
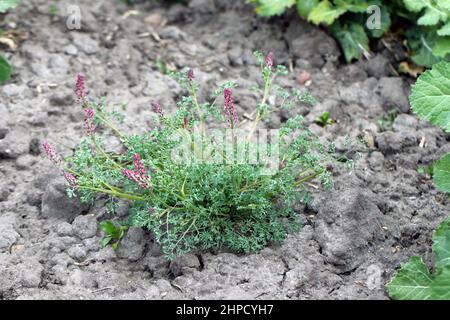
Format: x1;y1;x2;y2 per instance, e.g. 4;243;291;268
43;51;338;259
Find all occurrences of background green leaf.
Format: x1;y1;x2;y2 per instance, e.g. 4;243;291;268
331;21;369;62
0;0;19;13
433;216;450;269
434;154;450;193
309;0;347;25
410;61;450;132
251;0;295;16
296;0;318;17
0;56;12;85
387;256;433;300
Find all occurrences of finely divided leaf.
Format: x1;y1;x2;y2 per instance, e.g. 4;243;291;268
410;61;450;132
387;256;433;300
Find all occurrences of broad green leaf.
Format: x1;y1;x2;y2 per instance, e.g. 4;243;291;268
433;216;450;269
0;0;19;13
252;0;295;16
431;266;450;299
335;0;369;13
434;154;450;193
403;0;428;12
309;0;346;25
101;236;112;248
296;0;318;17
99;220;116;235
433;36;450;57
0;55;11;85
439;0;450;11
406;28;444;67
331;22;369;62
388;217;450;300
410;61;450;132
418;9;444;26
438;21;450;36
387;256;433;300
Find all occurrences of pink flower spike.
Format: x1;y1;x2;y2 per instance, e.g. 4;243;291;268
224;88;238;128
42;141;61;165
83;108;95;135
63;171;77;188
75;74;87;103
133;153;146;176
265;52;274;69
187;69;194;82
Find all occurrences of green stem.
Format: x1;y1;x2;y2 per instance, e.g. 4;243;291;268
78;186;145;201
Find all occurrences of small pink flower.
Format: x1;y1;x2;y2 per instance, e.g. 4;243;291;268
123;153;152;189
152;101;162;114
83;108;95;135
148;207;156;214
265;52;274;69
42;141;61;165
133;153;146;177
75;74;87;103
187;69;194;82
63;171;77;188
184;116;189;129
224;88;238;128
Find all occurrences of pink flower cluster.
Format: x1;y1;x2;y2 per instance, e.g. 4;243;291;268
43;141;78;188
122;154;152;189
224;88;238;128
83;108;95;135
63;171;77;188
265;52;274;69
187;69;194;82
152;101;163;115
75;74;87;103
43;141;62;165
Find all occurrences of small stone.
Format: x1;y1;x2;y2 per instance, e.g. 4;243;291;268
15;154;37;170
72;33;99;55
0;225;20;250
72;214;97;239
20;259;44;288
116;227;146;262
144;11;164;27
63;44;78;56
364;55;391;78
377;77;410;113
55;222;73;237
67;245;88;262
297;71;311;85
41;177;90;222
